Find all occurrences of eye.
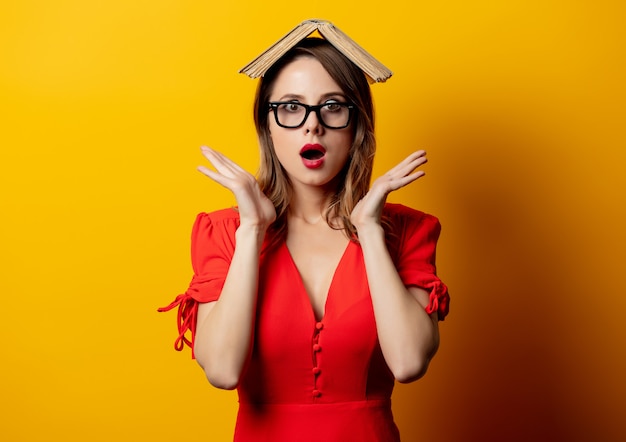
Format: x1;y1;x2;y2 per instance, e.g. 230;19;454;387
279;102;302;113
323;102;343;112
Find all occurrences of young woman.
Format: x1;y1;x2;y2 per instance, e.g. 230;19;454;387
160;36;449;442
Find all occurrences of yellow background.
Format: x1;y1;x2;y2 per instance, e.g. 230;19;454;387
2;1;625;441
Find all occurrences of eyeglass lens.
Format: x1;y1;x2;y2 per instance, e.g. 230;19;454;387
273;103;351;128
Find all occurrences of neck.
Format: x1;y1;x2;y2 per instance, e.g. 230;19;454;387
288;183;335;225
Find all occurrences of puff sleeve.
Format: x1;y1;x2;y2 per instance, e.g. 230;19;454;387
158;209;239;356
386;204;450;320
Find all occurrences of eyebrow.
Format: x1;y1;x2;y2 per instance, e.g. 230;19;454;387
274;92;347;102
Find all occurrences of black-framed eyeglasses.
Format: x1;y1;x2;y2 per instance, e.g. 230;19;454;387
268;101;355;129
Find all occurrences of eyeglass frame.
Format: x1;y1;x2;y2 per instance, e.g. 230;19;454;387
267;101;355;129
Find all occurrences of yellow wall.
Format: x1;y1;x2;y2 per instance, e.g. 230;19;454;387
2;1;625;441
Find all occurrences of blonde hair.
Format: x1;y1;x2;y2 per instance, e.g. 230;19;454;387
253;38;376;243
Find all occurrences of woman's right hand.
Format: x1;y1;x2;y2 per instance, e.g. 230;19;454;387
195;146;274;388
198;146;276;230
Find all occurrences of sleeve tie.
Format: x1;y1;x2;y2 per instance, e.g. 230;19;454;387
158;291;199;357
423;279;450;320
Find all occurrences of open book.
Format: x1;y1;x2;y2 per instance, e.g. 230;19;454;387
239;19;392;84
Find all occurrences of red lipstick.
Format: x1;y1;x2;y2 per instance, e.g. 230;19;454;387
299;144;326;169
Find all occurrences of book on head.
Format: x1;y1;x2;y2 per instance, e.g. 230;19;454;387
239;19;392;84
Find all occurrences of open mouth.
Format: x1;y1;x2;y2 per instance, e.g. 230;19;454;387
300;144;326;160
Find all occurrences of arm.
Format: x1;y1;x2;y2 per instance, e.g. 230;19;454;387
357;223;439;383
193;147;276;390
351;150;439;383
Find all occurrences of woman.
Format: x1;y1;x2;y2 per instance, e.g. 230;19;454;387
160;35;449;441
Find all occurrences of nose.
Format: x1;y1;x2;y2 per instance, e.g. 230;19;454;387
303;109;323;134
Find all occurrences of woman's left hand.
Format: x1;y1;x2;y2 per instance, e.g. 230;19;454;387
350;150;428;231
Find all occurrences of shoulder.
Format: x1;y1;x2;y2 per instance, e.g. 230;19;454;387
190;207;240;245
383;203;441;233
197;207;240;223
194;207;240;227
382;203;442;260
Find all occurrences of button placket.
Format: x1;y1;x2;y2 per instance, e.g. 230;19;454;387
311;321;324;399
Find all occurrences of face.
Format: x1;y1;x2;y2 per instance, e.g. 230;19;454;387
268;56;354;191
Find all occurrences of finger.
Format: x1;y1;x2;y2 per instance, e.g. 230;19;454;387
405;150;426;161
394;156;427;178
385;150;427;176
196;166;257;196
399;150;427;169
200;146;234;170
201;146;247;172
388;170;426;191
200;146;245;178
371;167;426;194
383;158;427;185
396;150;426;167
197;165;235;188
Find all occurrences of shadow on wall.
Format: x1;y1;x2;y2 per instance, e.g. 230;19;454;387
391;104;624;441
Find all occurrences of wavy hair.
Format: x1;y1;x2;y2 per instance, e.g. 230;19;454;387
253;38;376;243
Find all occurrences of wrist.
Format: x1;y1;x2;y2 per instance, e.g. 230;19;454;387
354;222;385;243
235;223;268;245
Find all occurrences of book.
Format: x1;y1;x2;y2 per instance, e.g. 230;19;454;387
239;19;392;84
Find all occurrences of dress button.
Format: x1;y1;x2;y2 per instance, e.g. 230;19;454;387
312;389;321;397
315;322;324;330
312;367;321;375
313;344;321;352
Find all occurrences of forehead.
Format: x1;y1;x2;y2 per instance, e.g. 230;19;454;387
269;56;344;99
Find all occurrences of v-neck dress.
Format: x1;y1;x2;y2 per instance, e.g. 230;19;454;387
159;203;449;442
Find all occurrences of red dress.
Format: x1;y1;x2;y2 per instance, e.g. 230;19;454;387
159;203;449;442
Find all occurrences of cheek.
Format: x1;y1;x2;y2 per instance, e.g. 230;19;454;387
339;131;355;154
268;130;292;162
